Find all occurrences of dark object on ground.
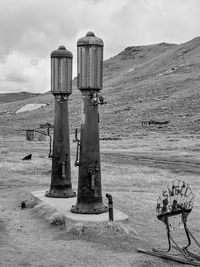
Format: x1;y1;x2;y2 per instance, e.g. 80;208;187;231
21;201;26;209
100;137;121;141
142;120;170;126
22;154;32;160
106;193;113;221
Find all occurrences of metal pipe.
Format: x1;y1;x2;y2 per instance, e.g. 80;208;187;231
106;193;114;221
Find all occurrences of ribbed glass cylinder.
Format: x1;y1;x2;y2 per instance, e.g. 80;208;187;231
51;57;72;95
77;32;103;90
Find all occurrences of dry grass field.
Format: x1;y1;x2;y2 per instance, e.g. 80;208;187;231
1;132;200;266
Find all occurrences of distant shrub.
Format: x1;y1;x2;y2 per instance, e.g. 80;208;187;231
0;148;9;154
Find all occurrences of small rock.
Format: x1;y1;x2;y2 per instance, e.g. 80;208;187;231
49;212;66;226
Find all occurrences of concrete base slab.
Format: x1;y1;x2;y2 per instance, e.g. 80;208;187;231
32;190;128;223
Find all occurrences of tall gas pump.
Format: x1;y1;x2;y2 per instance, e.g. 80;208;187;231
71;32;108;214
45;46;76;198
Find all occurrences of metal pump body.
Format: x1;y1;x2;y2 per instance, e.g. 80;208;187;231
71;32;108;214
45;46;76;198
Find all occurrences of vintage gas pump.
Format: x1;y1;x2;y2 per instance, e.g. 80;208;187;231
45;46;76;198
71;32;108;214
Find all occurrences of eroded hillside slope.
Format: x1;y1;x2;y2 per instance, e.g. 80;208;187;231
0;37;200;137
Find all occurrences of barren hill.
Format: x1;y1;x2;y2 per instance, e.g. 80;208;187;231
0;36;200;137
0;92;40;103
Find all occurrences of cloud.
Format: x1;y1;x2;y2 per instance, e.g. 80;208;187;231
6;73;27;84
0;0;128;58
110;0;200;48
0;51;50;93
0;0;199;93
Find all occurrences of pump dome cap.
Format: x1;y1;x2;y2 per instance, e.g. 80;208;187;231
77;31;104;47
51;45;73;58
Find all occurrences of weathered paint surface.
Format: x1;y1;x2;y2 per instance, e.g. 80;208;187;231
46;95;75;198
71;90;107;214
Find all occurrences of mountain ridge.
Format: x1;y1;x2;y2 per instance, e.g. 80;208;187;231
0;36;200;137
0;92;40;103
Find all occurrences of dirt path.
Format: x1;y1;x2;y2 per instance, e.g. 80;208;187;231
102;152;200;174
0;190;172;267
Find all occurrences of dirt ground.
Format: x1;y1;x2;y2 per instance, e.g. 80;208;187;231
1;132;200;266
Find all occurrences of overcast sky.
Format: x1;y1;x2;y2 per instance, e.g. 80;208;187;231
0;0;199;93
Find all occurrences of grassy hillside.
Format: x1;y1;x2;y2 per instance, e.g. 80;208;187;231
0;37;200;138
0;92;40;103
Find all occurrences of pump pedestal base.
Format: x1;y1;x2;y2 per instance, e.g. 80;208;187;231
71;202;108;214
45;188;76;198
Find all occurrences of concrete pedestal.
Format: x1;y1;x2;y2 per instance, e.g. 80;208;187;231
32;190;128;222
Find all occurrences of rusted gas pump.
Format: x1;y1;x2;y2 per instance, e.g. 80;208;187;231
45;46;76;198
71;32;108;214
